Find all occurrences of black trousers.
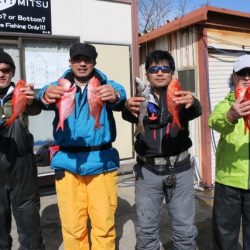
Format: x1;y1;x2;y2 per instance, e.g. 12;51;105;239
0;153;45;250
213;182;250;250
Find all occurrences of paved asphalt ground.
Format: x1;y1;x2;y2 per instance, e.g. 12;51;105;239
10;173;243;250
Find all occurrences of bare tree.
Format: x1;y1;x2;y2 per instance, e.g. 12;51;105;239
138;0;172;33
176;0;188;17
176;0;211;18
138;0;212;33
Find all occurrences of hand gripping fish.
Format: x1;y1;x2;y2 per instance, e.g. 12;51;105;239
4;79;27;127
56;78;76;131
167;78;182;129
135;77;150;136
234;83;249;133
87;76;104;128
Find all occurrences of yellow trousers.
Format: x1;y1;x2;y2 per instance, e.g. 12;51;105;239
55;170;117;250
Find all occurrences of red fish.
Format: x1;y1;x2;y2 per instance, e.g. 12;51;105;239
4;79;27;127
234;83;248;133
234;84;246;101
242;86;250;133
87;76;104;128
56;78;76;131
167;78;182;129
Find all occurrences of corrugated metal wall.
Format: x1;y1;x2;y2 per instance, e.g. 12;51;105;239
207;27;250;183
208;52;238;182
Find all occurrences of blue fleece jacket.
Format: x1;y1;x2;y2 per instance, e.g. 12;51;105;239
37;68;126;175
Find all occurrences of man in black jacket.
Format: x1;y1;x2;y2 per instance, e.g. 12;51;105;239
0;48;45;250
123;50;202;250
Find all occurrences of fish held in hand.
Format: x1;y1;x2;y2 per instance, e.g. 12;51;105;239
242;86;250;133
234;83;249;133
4;79;27;127
87;76;104;128
56;78;76;131
234;84;246;101
135;77;150;136
167;78;182;129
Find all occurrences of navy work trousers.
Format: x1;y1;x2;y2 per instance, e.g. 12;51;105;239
213;182;250;250
0;153;45;250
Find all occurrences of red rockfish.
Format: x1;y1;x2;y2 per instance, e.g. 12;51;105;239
87;76;104;128
4;79;27;127
56;78;76;131
234;84;246;101
242;86;250;133
167;78;182;129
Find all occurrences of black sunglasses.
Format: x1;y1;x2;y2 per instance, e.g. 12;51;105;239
147;65;172;74
236;70;250;77
0;67;11;74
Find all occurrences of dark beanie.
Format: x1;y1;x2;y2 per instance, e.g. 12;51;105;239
70;42;98;61
0;48;15;69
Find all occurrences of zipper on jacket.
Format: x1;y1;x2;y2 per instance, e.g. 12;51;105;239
158;89;166;154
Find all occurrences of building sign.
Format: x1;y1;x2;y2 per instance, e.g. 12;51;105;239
0;0;51;34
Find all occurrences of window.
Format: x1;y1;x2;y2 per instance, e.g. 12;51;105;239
177;68;196;92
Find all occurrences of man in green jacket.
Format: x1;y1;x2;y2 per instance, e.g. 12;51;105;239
209;54;250;250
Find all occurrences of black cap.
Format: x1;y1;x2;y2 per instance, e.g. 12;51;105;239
0;48;15;69
70;42;98;61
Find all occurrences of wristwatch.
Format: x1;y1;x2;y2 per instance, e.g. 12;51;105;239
114;90;120;102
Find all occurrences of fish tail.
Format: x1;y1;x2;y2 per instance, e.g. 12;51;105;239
4;115;17;127
56;122;64;131
94;122;101;128
173;117;182;129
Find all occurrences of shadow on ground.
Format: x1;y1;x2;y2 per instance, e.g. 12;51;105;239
40;204;63;250
30;183;243;250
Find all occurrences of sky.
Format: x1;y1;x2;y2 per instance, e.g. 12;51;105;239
176;0;250;15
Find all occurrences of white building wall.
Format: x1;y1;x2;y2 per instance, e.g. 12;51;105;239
51;0;132;44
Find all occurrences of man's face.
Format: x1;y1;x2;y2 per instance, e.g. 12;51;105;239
234;67;250;87
0;63;13;89
69;55;95;81
146;60;173;90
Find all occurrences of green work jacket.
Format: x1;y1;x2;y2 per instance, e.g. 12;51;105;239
208;91;250;190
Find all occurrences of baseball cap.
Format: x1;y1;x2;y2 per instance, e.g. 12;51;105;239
233;54;250;73
0;48;15;69
69;42;98;61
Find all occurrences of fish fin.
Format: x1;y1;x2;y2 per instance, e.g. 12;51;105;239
135;77;145;86
56;122;64;131
135;124;145;137
173;118;182;129
4;115;17;127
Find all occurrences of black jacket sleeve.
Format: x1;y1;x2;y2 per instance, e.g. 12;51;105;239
180;97;202;121
122;104;138;124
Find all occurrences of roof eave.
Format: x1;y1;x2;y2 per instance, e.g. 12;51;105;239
138;5;250;44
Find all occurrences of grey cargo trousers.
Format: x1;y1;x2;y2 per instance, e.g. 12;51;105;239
134;165;197;250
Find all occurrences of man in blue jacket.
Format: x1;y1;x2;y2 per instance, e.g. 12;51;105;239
37;42;126;250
